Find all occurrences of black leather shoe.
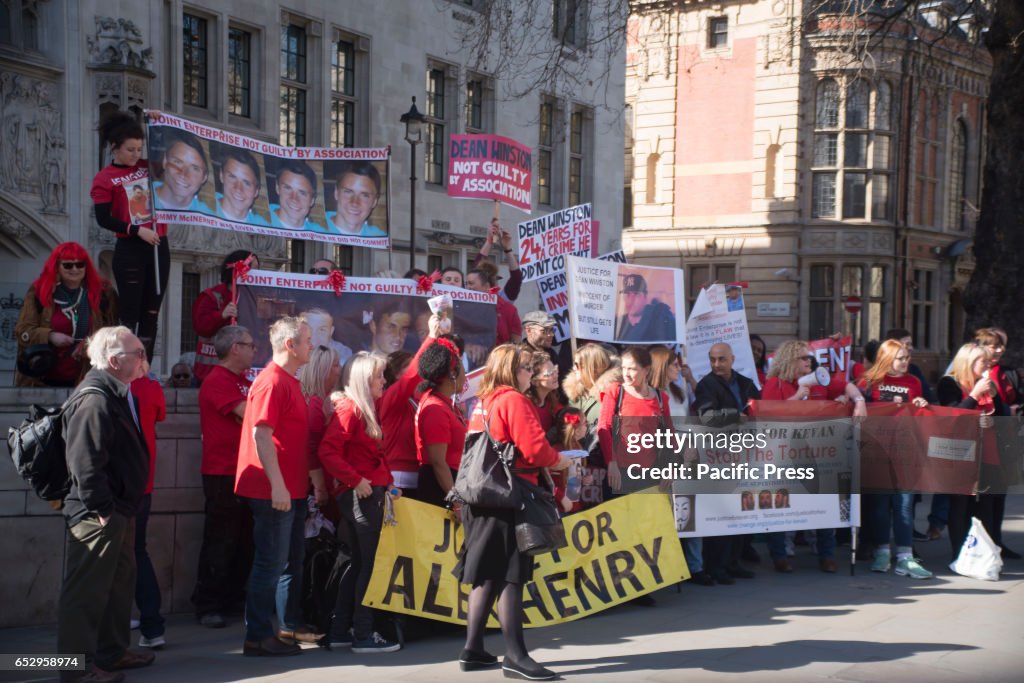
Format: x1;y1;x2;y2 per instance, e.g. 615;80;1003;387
728;566;755;579
502;658;556;680
712;570;735;585
690;570;715;586
459;649;498;671
1001;545;1022;560
243;636;302;657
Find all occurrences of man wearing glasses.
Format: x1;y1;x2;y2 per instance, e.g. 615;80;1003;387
58;326;156;681
193;325;256;630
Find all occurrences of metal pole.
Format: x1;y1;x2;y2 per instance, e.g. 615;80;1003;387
409;142;417;267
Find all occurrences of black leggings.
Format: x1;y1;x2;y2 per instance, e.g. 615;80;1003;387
112;236;170;359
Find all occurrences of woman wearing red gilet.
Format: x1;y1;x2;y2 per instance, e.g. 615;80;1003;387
455;344;570;681
90;111;168;360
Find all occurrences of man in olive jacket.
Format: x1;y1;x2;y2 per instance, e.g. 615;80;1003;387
58;326;155;683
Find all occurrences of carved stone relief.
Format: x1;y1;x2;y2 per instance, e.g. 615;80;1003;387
808;231;837;250
841;231;867;250
87;16;154;71
0;211;32;240
871;231;893;252
0;71;65;213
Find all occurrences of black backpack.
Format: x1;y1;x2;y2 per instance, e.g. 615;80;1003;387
301;532;352;640
6;387;104;501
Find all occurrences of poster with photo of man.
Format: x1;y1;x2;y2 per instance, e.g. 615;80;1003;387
234;270;497;373
145;111;390;248
565;256;686;345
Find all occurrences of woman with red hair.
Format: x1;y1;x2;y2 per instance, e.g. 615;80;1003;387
14;242;118;387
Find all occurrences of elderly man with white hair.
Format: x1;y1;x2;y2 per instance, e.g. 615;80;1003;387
58;326;155;683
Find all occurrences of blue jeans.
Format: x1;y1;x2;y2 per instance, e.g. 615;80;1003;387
868;492;914;551
767;529;836;560
244;497;307;641
134;494;164;639
682;537;703;573
928;494;950;531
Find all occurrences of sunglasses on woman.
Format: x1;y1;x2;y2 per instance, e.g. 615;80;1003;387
60;261;86;270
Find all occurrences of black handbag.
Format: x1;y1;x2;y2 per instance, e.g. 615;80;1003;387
513;471;568;556
448;408;519;509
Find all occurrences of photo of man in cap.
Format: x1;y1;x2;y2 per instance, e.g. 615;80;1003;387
615;272;677;342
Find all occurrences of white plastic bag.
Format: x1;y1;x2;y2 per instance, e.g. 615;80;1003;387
949;516;1003;581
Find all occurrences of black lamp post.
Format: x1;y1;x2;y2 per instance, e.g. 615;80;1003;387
400;97;425;267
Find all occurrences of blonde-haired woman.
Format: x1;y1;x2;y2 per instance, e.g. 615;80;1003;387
857;340;932;579
762;339;864;574
301;345;339;507
318;352;400;653
455;344;569;680
938;342;1008;558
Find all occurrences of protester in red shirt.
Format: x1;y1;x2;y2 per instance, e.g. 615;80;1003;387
597;346;673;494
761;340;868;416
975;327;1020;414
193;325;255;629
130;370;167;648
379;317;444;493
235;316;315;657
414;334;467;507
90;111;168;360
858;340;933;580
318;352;401;653
525;351;563;433
455;344;570;680
192;250;259;385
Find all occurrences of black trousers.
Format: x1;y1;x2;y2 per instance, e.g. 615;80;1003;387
112;235;170;359
332;487;385;640
192;475;254;617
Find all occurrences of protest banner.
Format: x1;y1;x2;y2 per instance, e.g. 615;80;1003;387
447;134;532;212
144;111;390;248
685;284;760;388
566;256;685;345
808;336;854;380
517;203;595;282
364;493;688;627
235;270;496;374
673;492;859;538
538;250;625;343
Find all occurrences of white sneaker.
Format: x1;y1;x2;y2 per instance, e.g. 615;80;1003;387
130;619;140;630
139;634;166;648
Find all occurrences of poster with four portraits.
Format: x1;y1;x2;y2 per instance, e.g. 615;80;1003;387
144;111;390;249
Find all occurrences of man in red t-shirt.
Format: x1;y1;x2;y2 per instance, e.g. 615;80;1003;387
234;316;315;657
193;325;255;629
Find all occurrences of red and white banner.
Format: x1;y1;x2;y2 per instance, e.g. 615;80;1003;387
447;134;532;212
517;203;594;282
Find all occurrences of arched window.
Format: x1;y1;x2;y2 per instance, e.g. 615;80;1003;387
947;119;968;231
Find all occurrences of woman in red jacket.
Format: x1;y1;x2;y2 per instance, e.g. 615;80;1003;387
90;111;168;360
318;352;401;654
191;250;259;385
413;335;467;506
455;344;570;680
597;346;673;495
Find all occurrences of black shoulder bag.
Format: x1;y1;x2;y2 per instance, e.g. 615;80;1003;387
447;401;519;509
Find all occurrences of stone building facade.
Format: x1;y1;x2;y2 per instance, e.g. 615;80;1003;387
626;0;990;381
0;0;625;377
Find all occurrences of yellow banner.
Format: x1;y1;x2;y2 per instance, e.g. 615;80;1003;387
364;492;689;628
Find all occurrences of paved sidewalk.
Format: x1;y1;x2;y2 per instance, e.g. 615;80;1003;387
3;498;1023;683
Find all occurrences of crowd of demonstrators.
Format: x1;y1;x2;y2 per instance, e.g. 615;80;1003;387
456;344;570;680
91;112;169;361
193;325;255;630
857;340;934;580
191;250;259;385
525;350;563;433
15;242;118;387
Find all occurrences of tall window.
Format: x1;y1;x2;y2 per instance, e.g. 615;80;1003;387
280;23;307;146
812;78;894;221
334;245;354;275
568;110;584;205
708;17;728;49
808;265;834;339
287;239;305;273
465;79;484;133
911;269;935;350
867;265;886;342
553;0;586;46
914;91;942;227
227;28;251;117
183;13;208;108
424;67;446;185
946;119;968;231
538;99;554;206
179;273;201;356
331;39;355;147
